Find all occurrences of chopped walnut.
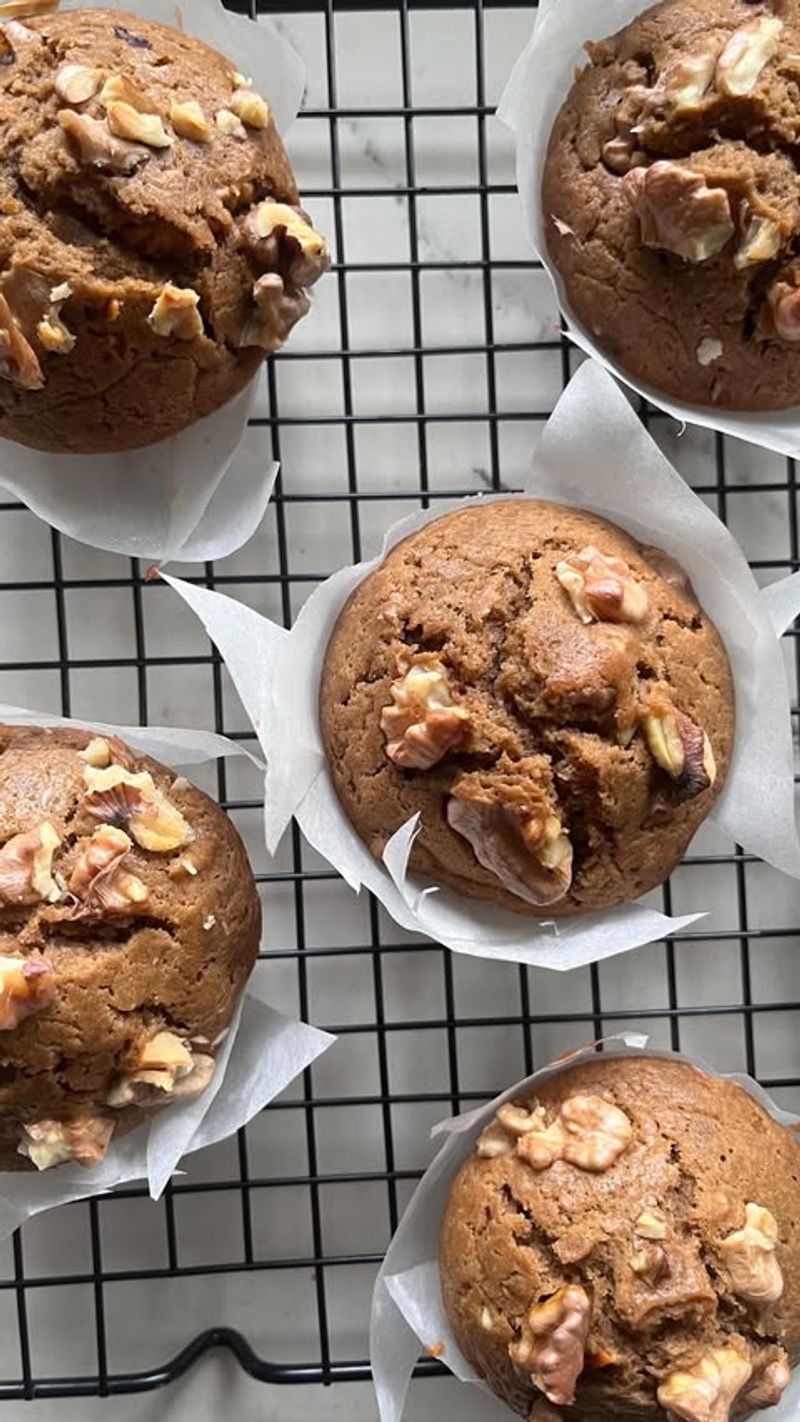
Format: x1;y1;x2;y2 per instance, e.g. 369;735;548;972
380;654;470;770
509;1285;591;1407
640;696;716;801
36;283;75;356
67;825;148;917
0;952;54;1030
18;1115;114;1171
239;273;311;351
657;1346;752;1422
148;285;204;341
769;282;800;342
735;214;782;271
555;546;649;625
229;87;270;129
476;1118;515;1158
0;291;43;390
624;35;722;139
170;99;211;142
0;822;60;905
697;337;723;367
635;1208;668;1240
107;1030;215;1108
99;73;155;113
81;765;193;853
631;1241;670;1285
715;16;783;98
58;109;150;174
106;101;172;148
623;163;734;264
79;737;113;769
54;63;104;105
448;763;572;909
719;1203;783;1306
241;200;331;289
602;135;644;176
743;1356;791;1410
216;107;247;140
488;1093;633;1174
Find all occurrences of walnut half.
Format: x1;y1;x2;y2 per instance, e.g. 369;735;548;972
381;654;471;770
719;1203;783;1306
509;1285;592;1407
640;696;716;802
481;1093;633;1174
656;1345;752;1422
80;764;193;853
66;825;148;918
555;546;649;625
18;1115;115;1171
623;162;734;264
447;761;572;908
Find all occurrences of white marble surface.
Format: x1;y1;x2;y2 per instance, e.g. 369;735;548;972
0;3;798;1418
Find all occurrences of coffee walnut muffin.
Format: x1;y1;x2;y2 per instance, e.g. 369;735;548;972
319;500;734;918
543;0;800;410
440;1055;800;1422
0;6;329;453
0;725;260;1172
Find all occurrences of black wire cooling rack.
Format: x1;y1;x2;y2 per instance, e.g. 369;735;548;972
0;0;798;1407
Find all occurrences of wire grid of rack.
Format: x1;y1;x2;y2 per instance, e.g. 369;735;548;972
0;0;798;1407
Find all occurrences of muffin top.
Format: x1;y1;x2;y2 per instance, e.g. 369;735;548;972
440;1055;800;1421
542;0;800;410
319;500;734;918
0;7;328;452
0;725;260;1171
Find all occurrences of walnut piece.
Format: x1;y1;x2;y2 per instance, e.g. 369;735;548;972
239;273;311;351
0;822;60;905
715;16;783;98
54;63;103;105
80;737;113;769
448;764;572;909
242;200;331;288
99;73;155;113
641;698;716;802
0;952;54;1030
743;1356;791;1410
735;214;782;271
36;282;75;356
555;546;649;625
656;1346;752;1422
106;100;172;148
148;285;204;341
381;654;470;770
696;337;723;367
18;1115;114;1171
769;282;800;342
229;87;270;129
170;99;211;143
216;107;247;139
68;825;148;916
631;1241;670;1285
81;765;193;853
635;1208;668;1240
0;291;43;390
58;109;150;174
623;163;734;264
719;1203;783;1306
509;1285;591;1407
475;1118;514;1158
487;1093;633;1174
107;1030;215;1108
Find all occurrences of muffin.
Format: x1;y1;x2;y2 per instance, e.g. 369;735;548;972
0;6;329;453
319;500;735;918
0;725;260;1171
440;1054;800;1421
542;0;800;410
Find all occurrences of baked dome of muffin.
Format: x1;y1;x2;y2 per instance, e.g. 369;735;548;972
319;500;734;918
0;7;329;453
0;725;260;1171
542;0;800;410
440;1055;800;1421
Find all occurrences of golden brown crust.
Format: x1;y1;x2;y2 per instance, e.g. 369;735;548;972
0;725;260;1169
542;0;800;411
0;8;327;452
319;500;735;917
440;1056;800;1420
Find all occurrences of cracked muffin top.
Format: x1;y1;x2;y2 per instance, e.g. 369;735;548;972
319;500;734;919
0;724;260;1172
0;6;329;452
440;1054;800;1422
542;0;800;410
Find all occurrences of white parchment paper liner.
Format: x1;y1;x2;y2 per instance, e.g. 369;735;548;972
370;1037;800;1422
0;0;307;561
497;0;800;460
164;360;800;972
0;703;333;1233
